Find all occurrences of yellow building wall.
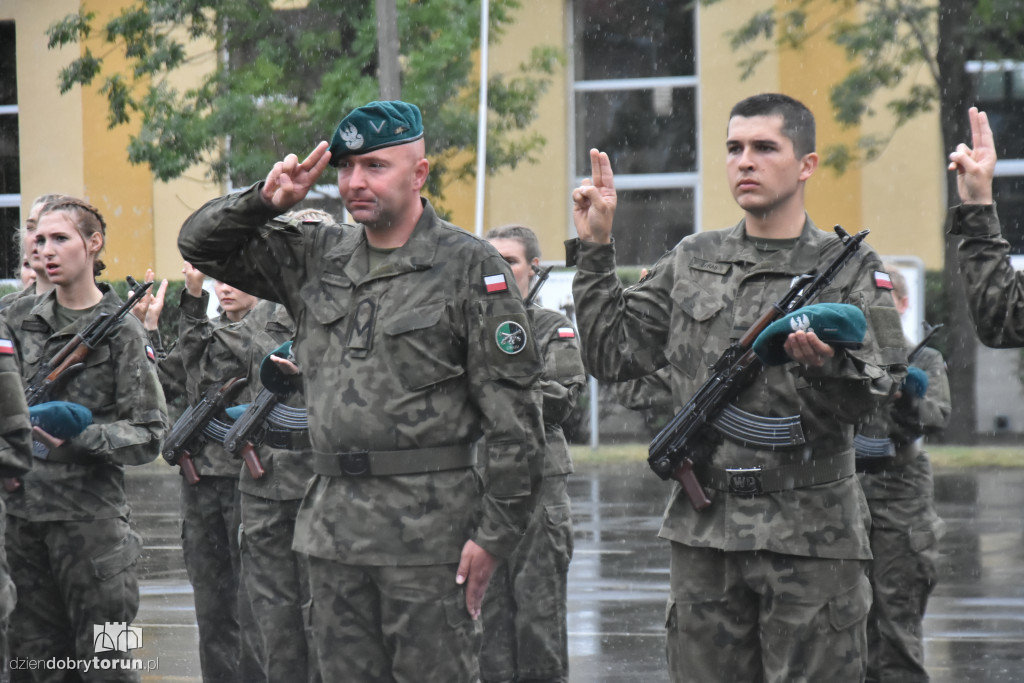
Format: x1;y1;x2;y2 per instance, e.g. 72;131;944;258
443;1;570;263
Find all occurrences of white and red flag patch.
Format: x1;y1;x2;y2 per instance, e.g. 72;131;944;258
874;271;893;290
145;345;156;362
0;339;13;355
484;274;508;293
557;327;576;339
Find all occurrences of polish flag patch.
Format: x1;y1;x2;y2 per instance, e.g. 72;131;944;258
557;327;576;339
484;274;508;293
874;271;893;290
145;345;156;362
0;339;13;355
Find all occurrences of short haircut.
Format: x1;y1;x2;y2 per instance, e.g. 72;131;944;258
882;263;908;300
484;224;541;264
729;93;816;157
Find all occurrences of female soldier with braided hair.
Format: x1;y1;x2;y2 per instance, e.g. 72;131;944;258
1;197;167;682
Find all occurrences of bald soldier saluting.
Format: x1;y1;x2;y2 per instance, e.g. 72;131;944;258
179;100;545;683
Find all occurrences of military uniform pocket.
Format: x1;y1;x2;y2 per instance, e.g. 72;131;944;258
384;301;464;391
666;279;726;379
827;574;871;632
91;529;143;581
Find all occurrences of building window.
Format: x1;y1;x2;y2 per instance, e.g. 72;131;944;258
0;21;20;280
970;61;1024;252
572;0;698;266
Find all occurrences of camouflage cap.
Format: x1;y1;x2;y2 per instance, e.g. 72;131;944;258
752;303;867;366
328;100;424;166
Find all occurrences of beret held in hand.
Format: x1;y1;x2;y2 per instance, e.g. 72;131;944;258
260;340;300;395
29;401;93;440
752;303;867;366
903;366;929;399
328;100;424;165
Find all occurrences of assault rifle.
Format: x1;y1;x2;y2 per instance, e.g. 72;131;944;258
647;226;870;511
221;387;282;480
163;377;247;485
525;264;554;306
24;276;153;406
3;277;154;493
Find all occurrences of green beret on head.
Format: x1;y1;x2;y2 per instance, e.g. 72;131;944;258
29;401;93;440
752;303;867;366
328;100;424;166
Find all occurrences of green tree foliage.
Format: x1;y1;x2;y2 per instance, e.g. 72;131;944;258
47;0;561;201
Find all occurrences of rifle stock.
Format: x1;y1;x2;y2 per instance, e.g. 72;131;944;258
648;226;870;510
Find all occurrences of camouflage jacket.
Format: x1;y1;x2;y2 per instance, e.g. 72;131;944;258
178;184;545;564
948;203;1024;347
858;345;950;503
571;217;907;560
1;285;167;521
159;289;256;478
236;300;314;500
528;304;586;477
0;319;32;478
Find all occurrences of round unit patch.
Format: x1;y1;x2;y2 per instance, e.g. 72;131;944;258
495;321;528;355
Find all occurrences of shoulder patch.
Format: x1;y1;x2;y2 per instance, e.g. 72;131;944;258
0;339;13;355
689;259;731;276
874;271;893;290
495;320;528;354
484;273;509;294
557;327;576;339
145;344;156;362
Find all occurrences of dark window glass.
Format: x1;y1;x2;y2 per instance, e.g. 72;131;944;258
0;115;20;195
994;176;1024;253
574;1;695;80
0;23;15;106
0;207;19;279
610;188;694;265
575;88;696;174
971;66;1024;159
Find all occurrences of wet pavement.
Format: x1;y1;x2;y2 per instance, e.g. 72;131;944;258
121;459;1024;682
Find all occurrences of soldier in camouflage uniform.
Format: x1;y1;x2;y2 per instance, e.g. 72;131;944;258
0;320;33;683
569;94;907;682
480;225;585;683
178;100;545;683
0;195;63;313
856;266;950;683
1;197;167;682
946;107;1024;351
150;263;263;683
235;288;322;683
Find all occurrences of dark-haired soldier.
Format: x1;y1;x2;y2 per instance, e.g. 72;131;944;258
569;93;907;681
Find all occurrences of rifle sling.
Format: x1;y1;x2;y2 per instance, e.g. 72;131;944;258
696;451;854;495
313;444;475;478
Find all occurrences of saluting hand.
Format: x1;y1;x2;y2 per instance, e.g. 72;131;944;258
572;148;618;244
948;107;997;205
261;141;333;211
182;262;206;298
133;268;169;332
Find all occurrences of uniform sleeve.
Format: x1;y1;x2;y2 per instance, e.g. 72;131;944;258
570;239;674;381
534;312;587;426
889;347;951;442
72;318;168;466
0;320;32;477
949;203;1024;347
466;252;547;559
178;183;308;309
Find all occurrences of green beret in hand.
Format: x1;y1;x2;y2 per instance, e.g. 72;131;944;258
752;303;867;366
903;366;929;399
29;401;93;440
259;340;300;395
328;100;424;165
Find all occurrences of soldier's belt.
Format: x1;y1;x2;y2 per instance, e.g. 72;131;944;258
263;427;311;451
855;435;920;473
697;451;854;496
313;444;476;477
710;405;806;449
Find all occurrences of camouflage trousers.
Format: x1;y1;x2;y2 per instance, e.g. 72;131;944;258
865;523;939;683
180;476;262;683
666;543;871;683
305;556;480;682
6;515;143;683
480;474;573;683
240;493;320;683
0;500;16;683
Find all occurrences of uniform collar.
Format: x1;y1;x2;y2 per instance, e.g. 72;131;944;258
28;282;119;336
720;214;827;276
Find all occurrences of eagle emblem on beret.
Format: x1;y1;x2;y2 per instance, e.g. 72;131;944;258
341;123;364;150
